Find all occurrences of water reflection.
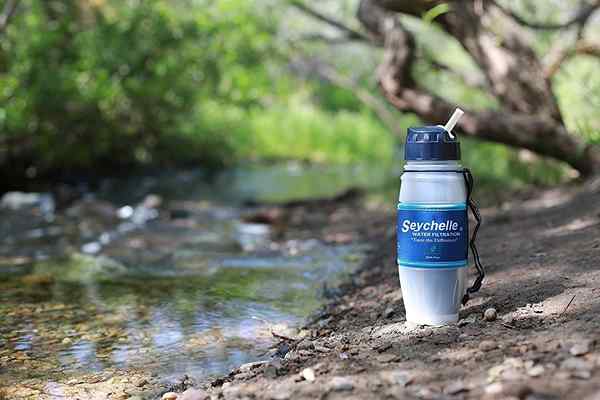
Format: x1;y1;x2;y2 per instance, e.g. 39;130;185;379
0;163;375;388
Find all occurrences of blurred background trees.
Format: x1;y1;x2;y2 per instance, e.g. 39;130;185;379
0;0;598;188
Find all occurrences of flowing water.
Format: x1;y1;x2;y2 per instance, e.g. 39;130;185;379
0;163;395;392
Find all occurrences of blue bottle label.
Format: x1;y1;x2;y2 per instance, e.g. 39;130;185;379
397;203;468;268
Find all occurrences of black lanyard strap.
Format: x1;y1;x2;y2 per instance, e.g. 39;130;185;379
402;168;485;305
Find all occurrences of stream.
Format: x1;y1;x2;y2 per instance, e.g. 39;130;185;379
0;163;395;393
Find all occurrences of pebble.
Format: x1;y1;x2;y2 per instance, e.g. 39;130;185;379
561;357;591;371
376;353;398;363
379;370;412;387
162;393;178;400
570;340;592;356
484;308;497;322
330;376;353;391
179;388;209;400
264;359;282;378
62;337;72;345
527;365;545;377
135;378;148;387
445;381;469;395
384;306;395;318
297;340;314;350
479;340;498;352
301;367;316;382
270;392;291;400
314;345;330;353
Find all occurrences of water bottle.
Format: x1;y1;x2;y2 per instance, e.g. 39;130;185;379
397;109;484;326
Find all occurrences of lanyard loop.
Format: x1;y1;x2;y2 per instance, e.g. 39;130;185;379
402;168;485;305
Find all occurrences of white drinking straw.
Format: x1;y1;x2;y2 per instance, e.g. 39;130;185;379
442;108;464;139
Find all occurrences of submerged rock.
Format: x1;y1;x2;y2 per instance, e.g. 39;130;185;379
1;192;55;215
30;253;128;283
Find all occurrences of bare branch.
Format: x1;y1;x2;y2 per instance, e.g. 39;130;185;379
290;1;373;43
545;41;600;78
298;32;365;45
491;0;600;30
0;0;19;34
379;84;600;175
420;49;488;91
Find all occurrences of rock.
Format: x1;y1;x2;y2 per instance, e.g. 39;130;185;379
179;388;209;400
458;314;478;327
162;393;178;400
379;370;412;387
301;367;316;382
479;340;498;352
330;376;353;391
134;378;148;387
314;345;330;353
561;357;591;371
264;359;282;378
142;194;162;209
270;391;291;400
445;381;469;395
297;340;314;350
376;353;398;363
239;360;268;372
384;306;395;318
1;192;54;214
527;365;545;377
485;383;532;398
82;242;102;254
572;370;592;380
570;340;593;356
62;337;72;345
484;308;498;322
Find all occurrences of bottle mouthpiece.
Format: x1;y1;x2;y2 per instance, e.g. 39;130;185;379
443;108;464;139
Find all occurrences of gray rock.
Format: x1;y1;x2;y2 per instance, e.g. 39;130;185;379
384;306;395;318
570;340;593;356
270;391;291;400
484;308;498;322
379;370;412;387
264;359;282;378
297;340;314;350
445;381;469;395
330;376;353;391
561;357;591;371
527;365;545;377
479;340;498;352
1;192;54;214
179;388;210;400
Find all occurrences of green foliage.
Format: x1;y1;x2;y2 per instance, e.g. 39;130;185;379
0;0;597;190
0;0;281;171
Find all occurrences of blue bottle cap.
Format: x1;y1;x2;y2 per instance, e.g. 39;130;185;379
404;126;461;161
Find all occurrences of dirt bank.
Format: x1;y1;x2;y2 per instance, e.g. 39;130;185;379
195;178;600;400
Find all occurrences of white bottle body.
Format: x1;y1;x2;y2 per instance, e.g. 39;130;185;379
398;160;467;325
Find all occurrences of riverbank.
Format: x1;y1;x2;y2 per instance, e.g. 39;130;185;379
187;177;600;400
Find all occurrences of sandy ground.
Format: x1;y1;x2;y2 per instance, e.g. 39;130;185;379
3;177;600;400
